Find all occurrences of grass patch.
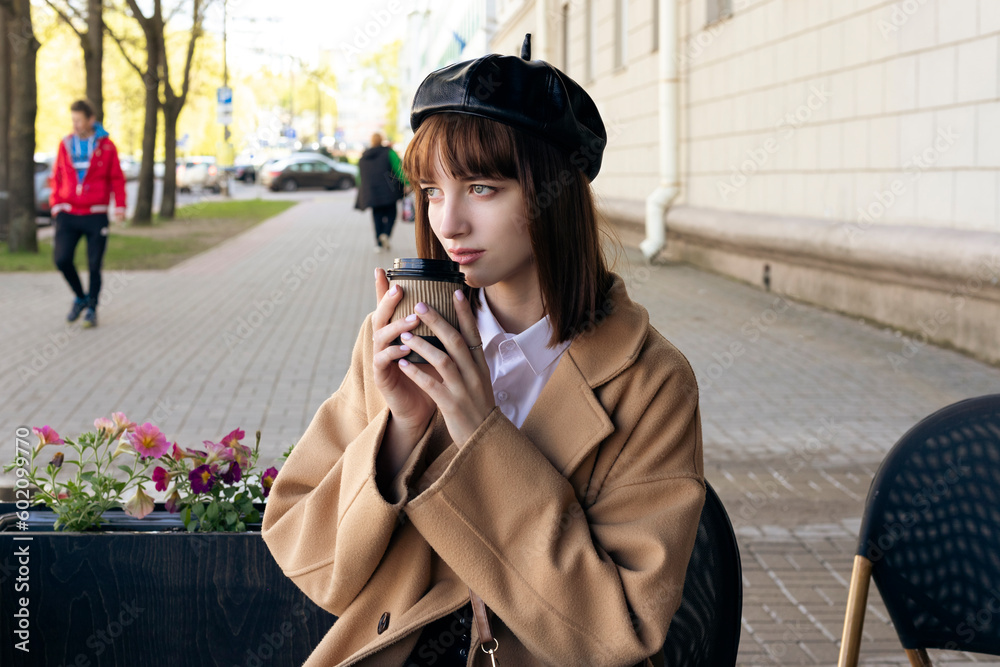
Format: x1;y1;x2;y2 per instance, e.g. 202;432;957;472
0;199;296;272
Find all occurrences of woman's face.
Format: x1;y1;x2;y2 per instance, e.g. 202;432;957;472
420;152;535;291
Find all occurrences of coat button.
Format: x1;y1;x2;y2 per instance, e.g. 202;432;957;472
377;611;390;634
459;647;468;658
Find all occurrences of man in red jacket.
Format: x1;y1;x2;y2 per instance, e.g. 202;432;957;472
50;99;127;328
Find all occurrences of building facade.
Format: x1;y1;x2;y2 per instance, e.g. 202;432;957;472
485;0;999;365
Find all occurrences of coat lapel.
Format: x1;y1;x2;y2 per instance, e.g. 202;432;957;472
518;273;649;478
519;352;613;477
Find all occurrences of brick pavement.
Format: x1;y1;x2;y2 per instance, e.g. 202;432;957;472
2;192;1000;664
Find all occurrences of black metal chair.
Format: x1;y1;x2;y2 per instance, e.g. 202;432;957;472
838;393;1000;666
661;480;743;666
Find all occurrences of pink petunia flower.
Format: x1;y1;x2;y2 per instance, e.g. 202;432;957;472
189;464;216;494
110;412;137;439
220;428;245;447
127;423;170;459
261;467;278;498
33;426;64;455
151;466;172;492
94;417;115;438
124;487;154;519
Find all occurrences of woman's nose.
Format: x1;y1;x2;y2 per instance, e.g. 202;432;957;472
437;199;468;238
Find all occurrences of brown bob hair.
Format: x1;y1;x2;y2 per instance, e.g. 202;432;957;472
401;113;616;348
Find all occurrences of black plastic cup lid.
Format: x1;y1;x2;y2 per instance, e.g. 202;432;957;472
385;257;465;282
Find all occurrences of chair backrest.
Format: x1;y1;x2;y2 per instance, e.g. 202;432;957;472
856;393;1000;656
662;480;743;666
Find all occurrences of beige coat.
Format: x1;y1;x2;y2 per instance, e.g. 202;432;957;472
261;273;706;667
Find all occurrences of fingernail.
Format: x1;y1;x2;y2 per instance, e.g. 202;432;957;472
455;289;465;301
374;268;379;279
399;345;410;352
405;313;417;322
401;332;413;340
415;302;428;314
389;285;398;295
399;359;410;367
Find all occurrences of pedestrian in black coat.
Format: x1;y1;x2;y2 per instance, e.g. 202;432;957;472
354;132;407;253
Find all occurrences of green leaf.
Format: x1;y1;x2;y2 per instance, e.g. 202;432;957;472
205;503;219;521
225;511;237;526
192;503;205;517
235;521;245;532
117;465;132;474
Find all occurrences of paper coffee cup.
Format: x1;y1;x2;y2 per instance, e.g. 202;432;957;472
386;258;469;363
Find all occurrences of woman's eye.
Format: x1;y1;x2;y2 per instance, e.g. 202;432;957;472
422;187;440;198
471;184;494;195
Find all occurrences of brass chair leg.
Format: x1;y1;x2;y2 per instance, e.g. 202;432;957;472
905;648;932;666
838;555;874;667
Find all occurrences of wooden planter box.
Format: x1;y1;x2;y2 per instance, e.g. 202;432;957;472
0;502;336;666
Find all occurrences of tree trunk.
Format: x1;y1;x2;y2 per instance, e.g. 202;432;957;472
160;103;178;220
0;4;12;243
6;0;39;253
83;0;103;121
132;66;158;225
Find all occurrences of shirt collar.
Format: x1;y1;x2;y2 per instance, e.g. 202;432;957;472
475;291;571;375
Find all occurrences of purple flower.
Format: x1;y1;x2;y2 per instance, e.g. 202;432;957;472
164;489;182;514
221;461;242;485
261;467;278;498
189;464;216;494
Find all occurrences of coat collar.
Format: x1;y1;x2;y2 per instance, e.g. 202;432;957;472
518;272;649;477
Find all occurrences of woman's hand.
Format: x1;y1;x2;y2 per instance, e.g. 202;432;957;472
395;290;496;447
372;268;436;438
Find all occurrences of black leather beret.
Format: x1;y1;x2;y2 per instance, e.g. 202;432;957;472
410;34;607;181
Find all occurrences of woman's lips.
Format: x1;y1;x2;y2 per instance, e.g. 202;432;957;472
448;249;485;265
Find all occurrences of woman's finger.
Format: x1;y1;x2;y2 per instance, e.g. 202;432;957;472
452;289;491;391
372;278;403;333
399;330;463;388
375;267;388;304
373;313;421;350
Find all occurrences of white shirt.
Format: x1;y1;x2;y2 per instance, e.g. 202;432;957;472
475;292;572;428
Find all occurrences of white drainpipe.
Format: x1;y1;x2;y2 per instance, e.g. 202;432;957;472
640;0;679;261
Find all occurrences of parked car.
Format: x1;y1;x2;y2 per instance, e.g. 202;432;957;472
176;156;221;193
34;158;53;217
119;156;141;181
260;154;356;192
234;163;256;183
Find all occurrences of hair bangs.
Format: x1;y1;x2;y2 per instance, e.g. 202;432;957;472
403;114;519;185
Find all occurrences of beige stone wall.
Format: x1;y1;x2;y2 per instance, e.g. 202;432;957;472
491;0;999;234
679;0;999;232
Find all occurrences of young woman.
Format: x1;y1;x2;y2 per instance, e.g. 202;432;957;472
262;37;705;667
